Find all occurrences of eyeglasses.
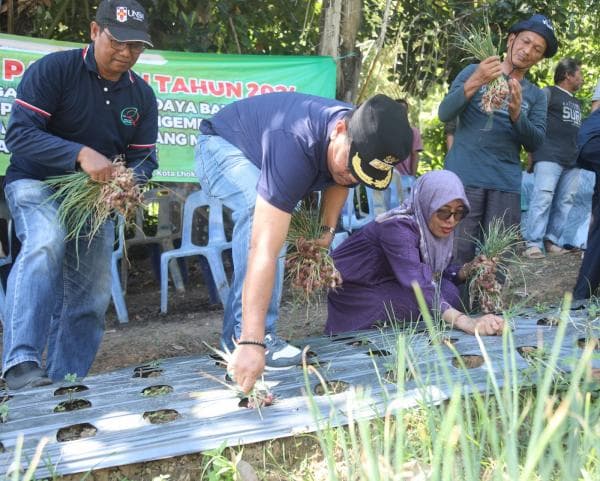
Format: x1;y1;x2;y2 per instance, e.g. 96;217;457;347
102;28;146;54
435;208;466;222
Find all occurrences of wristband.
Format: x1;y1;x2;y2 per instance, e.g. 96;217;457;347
321;225;336;235
237;340;266;349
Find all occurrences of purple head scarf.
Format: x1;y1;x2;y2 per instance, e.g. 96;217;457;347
376;170;470;275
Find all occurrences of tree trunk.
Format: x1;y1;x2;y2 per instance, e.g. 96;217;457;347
319;0;362;103
338;0;362;103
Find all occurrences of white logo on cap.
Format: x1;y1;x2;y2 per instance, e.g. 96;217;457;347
542;18;554;31
115;7;145;23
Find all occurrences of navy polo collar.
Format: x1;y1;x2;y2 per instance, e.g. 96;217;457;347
82;43;135;87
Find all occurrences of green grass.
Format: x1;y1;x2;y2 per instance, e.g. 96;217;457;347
302;289;600;481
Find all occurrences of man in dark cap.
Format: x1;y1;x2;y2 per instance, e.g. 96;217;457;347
1;0;157;390
195;92;412;392
439;14;558;265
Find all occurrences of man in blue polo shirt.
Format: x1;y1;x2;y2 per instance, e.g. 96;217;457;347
1;0;158;390
196;92;412;393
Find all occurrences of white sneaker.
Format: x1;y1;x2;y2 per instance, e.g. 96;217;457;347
264;333;302;368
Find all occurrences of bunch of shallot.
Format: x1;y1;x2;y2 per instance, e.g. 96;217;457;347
455;20;510;115
286;205;342;303
467;218;522;314
45;158;144;245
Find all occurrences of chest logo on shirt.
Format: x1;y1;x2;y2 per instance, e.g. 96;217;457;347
121;107;140;126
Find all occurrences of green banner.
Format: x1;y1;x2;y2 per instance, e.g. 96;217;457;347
0;34;336;181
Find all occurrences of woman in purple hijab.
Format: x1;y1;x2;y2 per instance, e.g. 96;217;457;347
326;170;504;336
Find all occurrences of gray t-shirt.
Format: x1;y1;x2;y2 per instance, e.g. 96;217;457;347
532;86;582;168
439;64;547;193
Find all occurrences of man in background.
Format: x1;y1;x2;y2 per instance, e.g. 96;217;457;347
523;58;583;258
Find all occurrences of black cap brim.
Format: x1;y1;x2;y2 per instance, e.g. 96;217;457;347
108;24;153;47
348;143;394;191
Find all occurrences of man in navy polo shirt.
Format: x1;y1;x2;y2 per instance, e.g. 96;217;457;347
1;0;158;390
196;92;413;393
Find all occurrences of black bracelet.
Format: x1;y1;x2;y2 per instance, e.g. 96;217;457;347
237;340;267;349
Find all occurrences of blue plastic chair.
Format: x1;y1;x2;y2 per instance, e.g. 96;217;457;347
341;185;375;232
160;190;232;314
121;188;185;295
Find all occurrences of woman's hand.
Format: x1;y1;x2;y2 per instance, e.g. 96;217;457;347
456;313;504;336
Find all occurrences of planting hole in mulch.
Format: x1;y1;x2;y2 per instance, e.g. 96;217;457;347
132;364;164;378
384;368;413;384
346;339;372;348
331;336;356;343
56;422;97;442
452;355;484;369
429;336;459;346
314;380;350;395
0;393;12;403
577;338;600;350
208;353;227;368
517;346;540;360
537;317;560;326
54;385;89;396
53;399;92;413
141;385;174;397
143;408;180;424
365;349;391;357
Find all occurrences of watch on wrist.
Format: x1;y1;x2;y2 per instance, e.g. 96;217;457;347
320;225;336;235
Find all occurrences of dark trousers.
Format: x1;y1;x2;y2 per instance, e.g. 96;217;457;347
453;187;521;265
573;173;600;299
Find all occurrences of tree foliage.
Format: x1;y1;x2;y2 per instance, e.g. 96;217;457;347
1;0;323;54
1;0;598;102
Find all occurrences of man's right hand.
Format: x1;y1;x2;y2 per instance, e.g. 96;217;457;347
464;56;502;99
229;343;266;394
77;146;114;182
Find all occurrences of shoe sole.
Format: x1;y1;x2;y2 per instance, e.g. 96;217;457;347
264;363;299;371
8;376;52;391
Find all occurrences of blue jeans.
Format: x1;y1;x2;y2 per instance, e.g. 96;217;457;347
2;179;114;381
525;162;580;249
194;135;284;350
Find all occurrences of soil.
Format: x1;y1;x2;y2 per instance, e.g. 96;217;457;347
94;247;583;376
6;246;589;479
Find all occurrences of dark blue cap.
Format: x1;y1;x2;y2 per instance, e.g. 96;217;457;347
508;14;558;58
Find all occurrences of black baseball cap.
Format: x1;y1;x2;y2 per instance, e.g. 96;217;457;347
96;0;153;47
347;94;413;190
508;14;558;58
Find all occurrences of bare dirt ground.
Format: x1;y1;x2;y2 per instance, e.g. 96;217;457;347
95;246;583;376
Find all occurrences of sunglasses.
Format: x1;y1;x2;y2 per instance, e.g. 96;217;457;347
435;208;466;222
102;28;146;54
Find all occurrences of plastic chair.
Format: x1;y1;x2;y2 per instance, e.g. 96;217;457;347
160;190;232;314
341;185;375;232
110;216;129;324
121;188;185;294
